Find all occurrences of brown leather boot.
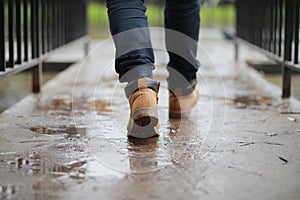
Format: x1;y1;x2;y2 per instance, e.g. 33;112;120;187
126;78;160;138
169;85;199;119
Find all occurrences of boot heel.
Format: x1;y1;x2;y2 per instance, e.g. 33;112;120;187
128;108;159;138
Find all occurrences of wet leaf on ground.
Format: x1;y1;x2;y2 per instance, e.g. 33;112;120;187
232;96;272;109
288;117;297;122
278;156;288;163
266;132;277;136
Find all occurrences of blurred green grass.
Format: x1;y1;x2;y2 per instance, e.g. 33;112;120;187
4;2;235;38
88;3;235;38
200;5;235;28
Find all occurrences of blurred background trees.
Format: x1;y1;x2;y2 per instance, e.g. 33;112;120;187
88;0;235;38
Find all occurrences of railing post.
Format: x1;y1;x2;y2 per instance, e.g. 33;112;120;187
234;39;239;61
16;0;22;64
282;64;291;98
234;0;239;61
32;63;42;93
8;0;14;68
31;0;42;93
84;39;90;57
24;0;29;61
0;0;5;71
1;0;88;92
294;0;299;64
282;0;294;98
84;0;89;57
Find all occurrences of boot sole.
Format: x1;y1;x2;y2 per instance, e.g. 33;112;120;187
127;108;159;139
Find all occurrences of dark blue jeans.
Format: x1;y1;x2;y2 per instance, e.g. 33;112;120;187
106;0;200;89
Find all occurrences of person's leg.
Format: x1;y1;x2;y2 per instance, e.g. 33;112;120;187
106;0;155;83
165;0;201;118
164;0;200;91
106;0;160;138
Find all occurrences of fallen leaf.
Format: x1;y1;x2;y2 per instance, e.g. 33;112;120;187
288;117;297;122
266;132;277;136
278;156;288;163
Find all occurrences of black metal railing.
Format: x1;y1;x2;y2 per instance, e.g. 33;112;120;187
0;0;88;92
235;0;299;98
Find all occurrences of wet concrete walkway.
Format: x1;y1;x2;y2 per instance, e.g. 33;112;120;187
0;29;300;200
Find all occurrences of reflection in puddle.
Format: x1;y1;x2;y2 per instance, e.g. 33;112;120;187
127;137;159;172
0;185;18;199
127;137;159;151
30;126;65;135
5;152;41;175
89;113;204;174
66;126;87;138
50;160;86;180
2;151;87;180
89;135;170;174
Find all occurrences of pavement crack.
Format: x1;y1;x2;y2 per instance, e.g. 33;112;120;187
281;111;300;114
238;141;283;147
227;165;262;176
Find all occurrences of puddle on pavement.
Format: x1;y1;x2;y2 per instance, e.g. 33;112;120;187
4;152;42;175
88;114;206;173
1;151;87;179
201;94;274;110
126;137;161;172
50;160;86;179
48;94;72;111
47;110;87;117
30;125;87;139
0;113;208;198
87;99;112;113
0;185;18;199
90;137;168;174
52;142;86;152
230;95;272;109
47;95;113;116
30;126;65;135
9;80;211;175
7;90;208;180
